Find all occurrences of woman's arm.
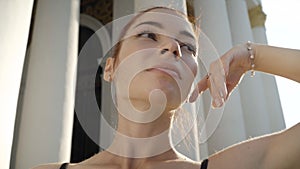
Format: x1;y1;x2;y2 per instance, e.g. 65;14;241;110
208;123;300;169
263;123;300;169
191;43;300;169
190;43;300;106
254;44;300;83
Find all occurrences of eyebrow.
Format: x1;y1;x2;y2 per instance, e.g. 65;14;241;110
134;21;196;40
179;30;196;40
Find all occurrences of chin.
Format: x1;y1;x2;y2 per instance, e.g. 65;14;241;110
131;88;183;111
129;74;189;109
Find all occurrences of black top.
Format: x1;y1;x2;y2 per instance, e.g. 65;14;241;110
59;163;68;169
201;159;209;169
59;159;209;169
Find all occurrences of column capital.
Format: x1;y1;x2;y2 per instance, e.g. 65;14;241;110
248;4;266;28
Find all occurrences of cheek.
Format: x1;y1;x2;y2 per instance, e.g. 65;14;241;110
117;47;131;62
116;40;139;63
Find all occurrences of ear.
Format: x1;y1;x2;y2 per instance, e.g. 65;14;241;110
103;57;115;82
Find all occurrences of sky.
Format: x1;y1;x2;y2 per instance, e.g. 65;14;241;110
261;0;300;128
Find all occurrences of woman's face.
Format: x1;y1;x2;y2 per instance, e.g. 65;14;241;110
108;8;198;111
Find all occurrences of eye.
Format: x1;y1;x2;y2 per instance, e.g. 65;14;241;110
180;43;196;56
137;31;157;41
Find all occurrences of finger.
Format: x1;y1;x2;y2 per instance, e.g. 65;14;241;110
209;62;228;108
189;89;199;103
189;75;209;103
209;74;225;108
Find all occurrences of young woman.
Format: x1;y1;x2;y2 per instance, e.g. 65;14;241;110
34;7;300;169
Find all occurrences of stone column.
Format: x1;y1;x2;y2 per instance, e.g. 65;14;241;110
227;0;272;137
194;0;247;157
0;1;34;168
248;4;285;131
13;0;79;168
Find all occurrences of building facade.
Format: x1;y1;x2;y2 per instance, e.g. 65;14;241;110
0;0;285;169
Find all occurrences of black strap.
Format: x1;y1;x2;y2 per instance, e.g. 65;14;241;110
200;159;209;169
59;163;69;169
59;159;206;169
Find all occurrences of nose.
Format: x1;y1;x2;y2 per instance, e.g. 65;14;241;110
160;38;182;59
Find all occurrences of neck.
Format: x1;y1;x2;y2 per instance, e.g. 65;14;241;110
118;108;173;137
98;148;179;169
107;110;174;158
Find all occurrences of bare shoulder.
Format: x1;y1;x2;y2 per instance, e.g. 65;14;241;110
32;163;96;169
148;158;202;169
31;163;63;169
31;159;203;169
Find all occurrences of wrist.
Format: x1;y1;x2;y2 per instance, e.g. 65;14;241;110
246;41;256;77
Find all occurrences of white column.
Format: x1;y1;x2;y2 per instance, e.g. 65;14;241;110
0;1;34;168
249;4;285;131
14;0;79;169
248;4;267;44
194;0;247;157
227;0;272;137
226;0;254;44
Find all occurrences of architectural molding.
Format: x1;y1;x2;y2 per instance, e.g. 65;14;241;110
248;4;266;28
80;13;112;64
80;0;113;25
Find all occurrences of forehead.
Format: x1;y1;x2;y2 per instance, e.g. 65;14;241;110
127;9;195;39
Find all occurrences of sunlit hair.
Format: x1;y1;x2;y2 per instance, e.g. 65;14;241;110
110;6;200;63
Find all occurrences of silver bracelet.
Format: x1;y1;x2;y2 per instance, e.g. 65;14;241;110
247;41;255;77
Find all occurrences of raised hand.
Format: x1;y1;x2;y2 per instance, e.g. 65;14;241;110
189;43;253;107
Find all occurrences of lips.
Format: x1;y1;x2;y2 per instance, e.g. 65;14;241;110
147;64;181;79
